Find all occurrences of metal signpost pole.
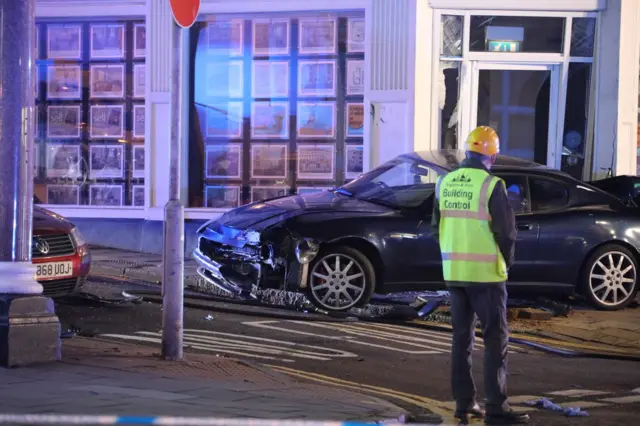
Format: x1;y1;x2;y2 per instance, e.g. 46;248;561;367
161;19;186;361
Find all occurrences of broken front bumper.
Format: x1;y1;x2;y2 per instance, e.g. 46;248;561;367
194;224;317;295
193;248;249;296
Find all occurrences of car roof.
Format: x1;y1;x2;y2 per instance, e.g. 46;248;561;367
409;149;583;177
395;150;625;206
405;149;548;171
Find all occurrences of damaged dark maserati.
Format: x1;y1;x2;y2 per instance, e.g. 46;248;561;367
195;150;640;312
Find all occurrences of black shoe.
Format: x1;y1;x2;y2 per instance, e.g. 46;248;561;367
485;410;530;425
455;403;486;419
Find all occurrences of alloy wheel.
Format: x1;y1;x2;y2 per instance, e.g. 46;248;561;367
309;253;367;310
589;251;637;307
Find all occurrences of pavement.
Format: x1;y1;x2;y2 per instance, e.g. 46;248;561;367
1;335;409;423
49;278;640;426
89;246;640;355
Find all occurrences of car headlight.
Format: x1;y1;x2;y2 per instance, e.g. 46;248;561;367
295;239;319;264
70;226;86;247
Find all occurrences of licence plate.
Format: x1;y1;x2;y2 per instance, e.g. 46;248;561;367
35;261;73;279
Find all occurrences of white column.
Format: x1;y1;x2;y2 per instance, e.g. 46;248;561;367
413;0;435;152
366;0;424;168
592;0;640;178
614;0;640;176
146;0;173;220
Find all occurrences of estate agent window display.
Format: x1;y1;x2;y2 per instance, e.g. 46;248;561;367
189;12;365;209
34;20;146;208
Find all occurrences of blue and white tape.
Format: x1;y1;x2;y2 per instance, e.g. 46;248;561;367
0;415;442;425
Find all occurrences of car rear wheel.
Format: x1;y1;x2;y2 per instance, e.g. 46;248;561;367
306;246;375;312
582;244;638;310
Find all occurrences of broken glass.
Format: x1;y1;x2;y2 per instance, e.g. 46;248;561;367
441;15;463;57
570;17;596;57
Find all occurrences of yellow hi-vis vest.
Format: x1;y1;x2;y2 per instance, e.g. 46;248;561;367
437;167;508;283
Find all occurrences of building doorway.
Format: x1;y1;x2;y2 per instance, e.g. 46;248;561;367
468;62;560;167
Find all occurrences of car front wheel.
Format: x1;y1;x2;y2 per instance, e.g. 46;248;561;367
582;244;638;310
306;246;375;312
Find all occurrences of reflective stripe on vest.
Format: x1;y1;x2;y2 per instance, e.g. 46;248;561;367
441;252;498;262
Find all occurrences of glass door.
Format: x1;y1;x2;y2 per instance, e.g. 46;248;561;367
467;62;560;167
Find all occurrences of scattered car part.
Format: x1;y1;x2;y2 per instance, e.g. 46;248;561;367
524;398;588;417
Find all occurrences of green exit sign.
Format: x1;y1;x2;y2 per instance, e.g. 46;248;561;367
488;41;520;52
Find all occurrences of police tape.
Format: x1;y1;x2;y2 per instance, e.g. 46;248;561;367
0;414;445;425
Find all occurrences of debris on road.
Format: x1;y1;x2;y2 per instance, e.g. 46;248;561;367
525;397;589;417
60;328;77;339
121;291;144;303
205;314;215;320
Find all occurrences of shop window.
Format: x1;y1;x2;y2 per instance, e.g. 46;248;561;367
34;21;146;207
561;63;592;180
188;13;365;208
570;18;596;57
469;16;565;54
528;178;569;212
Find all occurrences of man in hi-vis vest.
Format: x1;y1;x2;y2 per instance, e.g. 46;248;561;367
432;126;529;425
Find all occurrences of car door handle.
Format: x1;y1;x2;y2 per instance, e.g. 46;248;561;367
517;223;533;231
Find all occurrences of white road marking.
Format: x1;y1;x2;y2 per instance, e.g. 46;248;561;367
292;321;452;352
244;320;520;356
558;401;608;408
246;320;446;355
365;322;522;352
184;329;357;359
511;406;537;413
548;389;612;397
443;399;536;413
99;333;295;362
100;329;359;363
358;322;457;341
599;395;640;404
507;395;544;404
445;389;632;413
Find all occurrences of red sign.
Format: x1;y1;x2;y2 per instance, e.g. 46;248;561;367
169;0;200;28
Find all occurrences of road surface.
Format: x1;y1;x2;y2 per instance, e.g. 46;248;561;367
54;278;640;425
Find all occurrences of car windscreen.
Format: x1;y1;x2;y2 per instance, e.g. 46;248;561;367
339;157;444;209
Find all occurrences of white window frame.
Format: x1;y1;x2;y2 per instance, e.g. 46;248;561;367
36;0;145;17
431;9;596;174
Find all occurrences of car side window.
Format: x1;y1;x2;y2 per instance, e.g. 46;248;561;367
528;177;569;212
497;175;529;214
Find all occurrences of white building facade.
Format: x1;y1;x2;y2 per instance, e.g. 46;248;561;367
35;0;640;224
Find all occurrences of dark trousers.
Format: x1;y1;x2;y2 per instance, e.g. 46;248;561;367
449;283;510;415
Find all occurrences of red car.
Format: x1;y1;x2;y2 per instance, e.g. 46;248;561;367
32;205;91;297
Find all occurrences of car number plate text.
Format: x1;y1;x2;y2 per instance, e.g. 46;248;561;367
36;261;73;279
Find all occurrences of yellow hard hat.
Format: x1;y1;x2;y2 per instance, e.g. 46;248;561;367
465;126;500;156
